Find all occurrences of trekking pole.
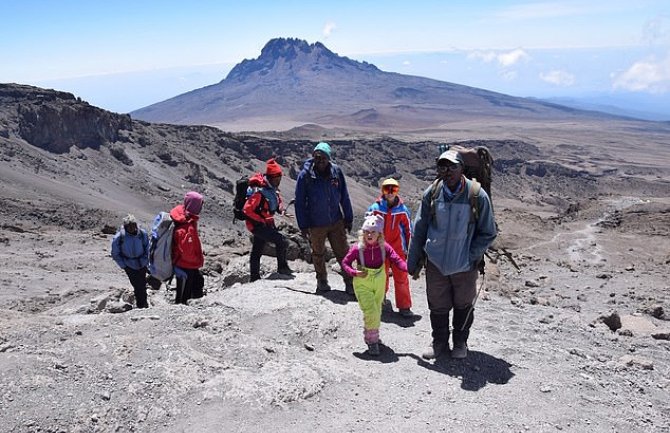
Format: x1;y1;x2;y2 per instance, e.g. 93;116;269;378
460;271;487;331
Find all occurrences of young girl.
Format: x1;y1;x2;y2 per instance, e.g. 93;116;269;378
341;214;408;356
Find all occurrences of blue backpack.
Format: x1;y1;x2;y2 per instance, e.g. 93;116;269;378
148;212;175;281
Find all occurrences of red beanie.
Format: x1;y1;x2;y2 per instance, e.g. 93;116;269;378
266;158;283;176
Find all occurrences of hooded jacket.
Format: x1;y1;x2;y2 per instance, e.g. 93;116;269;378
367;196;412;253
407;177;497;276
111;227;149;270
243;173;284;232
294;158;353;230
169;204;204;270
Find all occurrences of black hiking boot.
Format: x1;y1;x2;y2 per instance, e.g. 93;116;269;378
316;279;331;293
277;266;294;275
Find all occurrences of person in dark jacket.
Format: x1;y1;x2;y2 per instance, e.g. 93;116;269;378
111;214;150;308
170;191;205;305
243;158;293;282
295;142;355;296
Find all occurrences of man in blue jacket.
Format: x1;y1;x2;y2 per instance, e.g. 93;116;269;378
111;214;150;308
407;149;497;360
295;142;355;297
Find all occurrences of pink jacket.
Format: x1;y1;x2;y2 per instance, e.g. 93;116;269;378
341;243;407;277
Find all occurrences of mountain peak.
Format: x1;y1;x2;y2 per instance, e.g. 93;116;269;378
224;37;378;82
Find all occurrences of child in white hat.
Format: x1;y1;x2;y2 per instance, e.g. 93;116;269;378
341;213;408;356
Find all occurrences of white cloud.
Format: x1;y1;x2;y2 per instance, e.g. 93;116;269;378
498;49;529;67
467;49;529;67
323;22;337;38
540;70;576;86
467;51;497;63
613;54;670;93
402;60;411;66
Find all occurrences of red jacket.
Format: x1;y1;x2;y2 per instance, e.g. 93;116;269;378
243;173;284;232
170;204;204;270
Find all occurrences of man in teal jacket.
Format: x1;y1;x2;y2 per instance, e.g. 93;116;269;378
407;149;497;359
295;142;355;297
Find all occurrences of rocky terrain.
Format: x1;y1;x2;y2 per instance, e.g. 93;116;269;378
1;79;670;433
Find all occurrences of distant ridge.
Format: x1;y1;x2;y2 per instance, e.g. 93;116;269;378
131;37;619;131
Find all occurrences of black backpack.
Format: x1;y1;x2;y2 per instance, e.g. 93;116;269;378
233;176;251;222
232;175;268;222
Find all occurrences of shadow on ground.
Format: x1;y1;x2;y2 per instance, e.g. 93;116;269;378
381;310;422;327
352;346;515;391
417;350;515;391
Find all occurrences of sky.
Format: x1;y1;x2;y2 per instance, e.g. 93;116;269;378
1;0;669;118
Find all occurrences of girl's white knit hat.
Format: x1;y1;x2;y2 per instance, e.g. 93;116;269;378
361;214;384;233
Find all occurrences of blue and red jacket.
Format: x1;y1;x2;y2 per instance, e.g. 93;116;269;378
368;196;412;254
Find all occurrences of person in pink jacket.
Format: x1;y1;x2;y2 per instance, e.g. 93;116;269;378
341;214;408;356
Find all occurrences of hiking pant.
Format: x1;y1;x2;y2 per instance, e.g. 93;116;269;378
250;224;288;279
385;241;411;309
175;269;204;305
125;267;148;308
308;219;352;285
425;260;477;344
353;266;386;344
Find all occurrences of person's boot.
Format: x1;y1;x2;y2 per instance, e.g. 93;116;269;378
316;279;331;293
422;311;450;360
451;342;468;359
277;262;293;275
452;306;474;359
250;274;261;283
367;342;380;356
422;340;449;360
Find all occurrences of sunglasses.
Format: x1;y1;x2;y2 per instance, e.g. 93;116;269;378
383;185;399;194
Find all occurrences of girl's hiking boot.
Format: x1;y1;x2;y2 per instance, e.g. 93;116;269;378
382;298;393;312
399;308;414;318
421;341;448;360
367;343;380;356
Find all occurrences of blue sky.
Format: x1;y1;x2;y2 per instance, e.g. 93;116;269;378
1;0;669;116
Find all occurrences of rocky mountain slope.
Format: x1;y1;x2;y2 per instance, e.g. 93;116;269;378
1;83;670;432
130;38;619;132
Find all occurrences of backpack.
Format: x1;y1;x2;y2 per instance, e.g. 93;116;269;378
432;144;494;223
148;212;175;281
232;174;269;222
233;176;251;222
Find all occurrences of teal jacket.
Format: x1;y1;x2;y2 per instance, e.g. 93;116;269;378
407;178;496;276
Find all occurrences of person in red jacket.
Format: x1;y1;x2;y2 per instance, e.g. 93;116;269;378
243;158;293;282
367;178;414;317
170;191;204;304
